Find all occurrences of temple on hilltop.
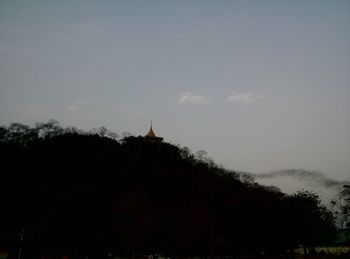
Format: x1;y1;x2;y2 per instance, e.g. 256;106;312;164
145;121;163;141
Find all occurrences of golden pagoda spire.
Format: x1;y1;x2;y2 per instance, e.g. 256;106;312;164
146;120;156;138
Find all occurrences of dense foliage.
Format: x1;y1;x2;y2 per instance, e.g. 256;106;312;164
0;121;337;257
332;185;350;243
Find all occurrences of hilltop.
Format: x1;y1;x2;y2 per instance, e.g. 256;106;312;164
0;121;340;257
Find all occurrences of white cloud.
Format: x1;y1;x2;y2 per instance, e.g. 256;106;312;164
225;93;264;105
137;110;145;117
73;21;109;40
76;21;105;35
77;22;99;34
177;92;209;105
237;14;247;22
20;108;50;122
66;101;87;112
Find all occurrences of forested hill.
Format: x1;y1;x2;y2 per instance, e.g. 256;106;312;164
0;121;338;257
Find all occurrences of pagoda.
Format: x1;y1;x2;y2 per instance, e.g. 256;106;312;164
145;121;163;141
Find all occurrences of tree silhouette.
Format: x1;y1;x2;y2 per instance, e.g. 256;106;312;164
0;121;338;257
332;185;350;243
282;190;336;254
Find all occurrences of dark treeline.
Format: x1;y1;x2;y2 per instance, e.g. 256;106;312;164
0;120;343;258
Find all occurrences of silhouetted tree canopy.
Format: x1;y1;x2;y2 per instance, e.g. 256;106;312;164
332;185;350;244
0;121;337;257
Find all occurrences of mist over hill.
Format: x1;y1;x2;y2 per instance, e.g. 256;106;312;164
253;169;350;189
0;121;345;257
237;169;350;203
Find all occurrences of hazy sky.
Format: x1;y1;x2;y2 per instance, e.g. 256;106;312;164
1;0;349;181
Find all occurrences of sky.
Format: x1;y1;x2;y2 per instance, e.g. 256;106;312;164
1;0;350;188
